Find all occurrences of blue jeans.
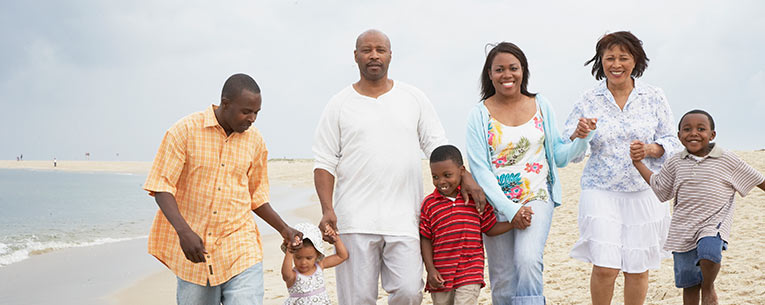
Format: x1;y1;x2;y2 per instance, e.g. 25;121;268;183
484;199;554;305
176;262;264;305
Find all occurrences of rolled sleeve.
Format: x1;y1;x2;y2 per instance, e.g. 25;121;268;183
416;94;448;157
144;127;186;196
651;89;682;163
649;158;676;202
249;138;270;210
312;100;341;177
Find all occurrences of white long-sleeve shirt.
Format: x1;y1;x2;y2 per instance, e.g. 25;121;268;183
313;81;447;238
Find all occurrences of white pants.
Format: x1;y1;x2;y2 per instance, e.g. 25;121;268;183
335;233;424;305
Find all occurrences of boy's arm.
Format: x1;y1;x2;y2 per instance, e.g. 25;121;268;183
630;140;654;184
758;179;765;191
420;237;445;289
485;221;515;236
281;245;297;288
253;203;302;250
319;237;349;269
632;160;653;184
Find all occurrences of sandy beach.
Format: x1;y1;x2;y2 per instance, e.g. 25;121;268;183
1;152;764;304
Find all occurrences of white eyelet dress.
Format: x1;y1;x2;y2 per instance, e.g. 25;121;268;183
284;263;331;305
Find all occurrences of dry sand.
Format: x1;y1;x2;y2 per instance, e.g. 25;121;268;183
2;153;764;304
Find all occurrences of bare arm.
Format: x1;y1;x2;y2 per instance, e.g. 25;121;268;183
281;245;297;288
485;221;515;236
630;141;654;184
314;169;338;241
253;203;302;250
320;237;349;269
758;180;765;191
154;192;206;263
420;237;444;289
460;170;487;213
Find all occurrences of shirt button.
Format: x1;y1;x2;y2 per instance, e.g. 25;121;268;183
213;211;217;214
221;163;225;167
217;187;221;191
208;232;212;236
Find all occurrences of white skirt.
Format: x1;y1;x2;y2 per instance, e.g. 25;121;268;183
570;189;671;273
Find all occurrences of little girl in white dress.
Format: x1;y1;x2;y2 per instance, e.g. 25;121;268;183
281;223;348;305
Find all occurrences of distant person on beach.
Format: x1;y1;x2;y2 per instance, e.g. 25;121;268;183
281;223;348;305
144;73;303;305
53;158;56;168
631;109;765;305
312;29;486;305
420;145;515;305
465;42;595;305
565;31;683;305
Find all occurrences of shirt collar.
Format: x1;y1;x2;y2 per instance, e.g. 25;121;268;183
594;78;649;96
679;143;723;159
204;105;220;128
430;187;463;201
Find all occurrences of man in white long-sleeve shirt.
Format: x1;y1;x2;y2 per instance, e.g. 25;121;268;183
312;29;486;305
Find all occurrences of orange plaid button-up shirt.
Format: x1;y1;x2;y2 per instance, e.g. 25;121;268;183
144;105;269;286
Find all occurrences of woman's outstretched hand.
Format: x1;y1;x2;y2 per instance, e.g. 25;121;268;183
570;118;598;140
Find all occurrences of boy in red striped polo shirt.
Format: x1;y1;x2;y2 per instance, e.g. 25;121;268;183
420;145;515;305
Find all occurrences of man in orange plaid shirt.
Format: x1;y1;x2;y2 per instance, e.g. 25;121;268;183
144;73;302;305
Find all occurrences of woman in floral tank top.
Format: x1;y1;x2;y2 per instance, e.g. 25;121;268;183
465;42;596;305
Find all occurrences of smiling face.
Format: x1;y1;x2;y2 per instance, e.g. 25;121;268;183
354;31;392;82
430;160;464;198
678;113;716;157
601;44;635;88
220;89;261;134
292;243;319;274
488;52;523;98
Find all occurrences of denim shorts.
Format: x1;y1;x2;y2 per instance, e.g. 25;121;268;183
672;235;727;288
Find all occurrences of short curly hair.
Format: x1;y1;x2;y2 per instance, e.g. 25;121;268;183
585;31;649;80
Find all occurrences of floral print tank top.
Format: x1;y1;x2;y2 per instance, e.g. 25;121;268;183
487;104;549;204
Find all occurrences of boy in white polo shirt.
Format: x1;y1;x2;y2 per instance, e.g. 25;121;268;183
630;109;765;305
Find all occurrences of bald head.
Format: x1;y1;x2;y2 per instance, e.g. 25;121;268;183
355;29;391;50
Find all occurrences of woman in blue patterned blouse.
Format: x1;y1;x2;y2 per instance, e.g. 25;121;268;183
565;31;682;305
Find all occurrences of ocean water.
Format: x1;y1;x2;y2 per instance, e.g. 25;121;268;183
0;168;316;267
0;169;156;267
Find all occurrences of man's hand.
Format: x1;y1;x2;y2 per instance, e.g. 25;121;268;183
570;118;598;140
319;210;338;243
177;229;207;263
510;206;533;230
426;269;446;289
281;226;303;252
460;171;487;213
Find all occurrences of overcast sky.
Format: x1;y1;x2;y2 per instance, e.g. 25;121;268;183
1;0;763;161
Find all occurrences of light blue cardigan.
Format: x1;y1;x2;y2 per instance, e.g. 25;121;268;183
466;94;594;221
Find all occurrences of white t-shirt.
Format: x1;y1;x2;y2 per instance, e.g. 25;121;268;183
313;80;447;238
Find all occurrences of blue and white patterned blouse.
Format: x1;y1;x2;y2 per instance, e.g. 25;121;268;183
564;80;682;192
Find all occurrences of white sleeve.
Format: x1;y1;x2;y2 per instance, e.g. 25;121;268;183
417;93;448;158
312;99;342;177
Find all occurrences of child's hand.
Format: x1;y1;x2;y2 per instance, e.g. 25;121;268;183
426;270;445;289
630;140;646;161
323;223;338;244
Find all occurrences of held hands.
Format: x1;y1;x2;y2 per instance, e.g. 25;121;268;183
426;269;446;289
323;223;339;244
178;229;208;263
510;206;534;230
630;140;647;161
319;210;338;243
571;118;598;139
282;226;303;252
